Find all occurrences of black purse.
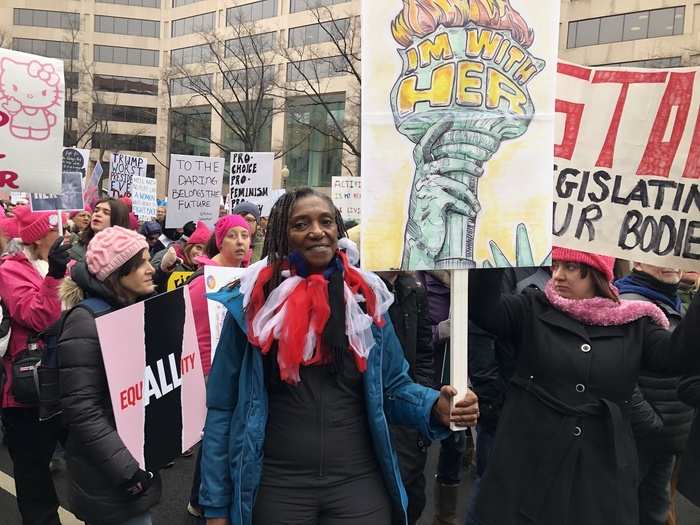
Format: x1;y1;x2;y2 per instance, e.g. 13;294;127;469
10;336;41;405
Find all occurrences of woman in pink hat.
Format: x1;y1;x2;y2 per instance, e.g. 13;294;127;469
58;226;161;525
468;247;700;525
0;205;72;525
153;221;211;293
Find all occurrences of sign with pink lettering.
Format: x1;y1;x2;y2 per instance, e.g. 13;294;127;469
0;48;64;194
95;286;206;470
554;62;700;270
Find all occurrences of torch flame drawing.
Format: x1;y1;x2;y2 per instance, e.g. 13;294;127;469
391;0;544;269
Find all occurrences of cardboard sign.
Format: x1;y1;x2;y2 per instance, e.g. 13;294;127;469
554;62;700;270
331;177;361;222
166;154;224;228
132;176;157;220
109;153;147;199
96;287;206;470
229;152;274;211
30;148;89;211
167;271;194;292
361;0;558;270
0;48;65;194
204;266;245;360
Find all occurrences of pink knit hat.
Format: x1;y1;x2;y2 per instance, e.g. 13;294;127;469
13;205;58;244
552;246;615;282
86;226;149;281
187;221;212;246
215;215;252;249
0;217;19;239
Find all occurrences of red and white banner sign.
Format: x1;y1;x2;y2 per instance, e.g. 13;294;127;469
554;61;700;270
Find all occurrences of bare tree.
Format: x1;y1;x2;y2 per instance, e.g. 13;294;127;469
278;4;361;175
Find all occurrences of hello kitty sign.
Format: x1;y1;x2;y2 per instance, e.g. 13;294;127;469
0;49;65;194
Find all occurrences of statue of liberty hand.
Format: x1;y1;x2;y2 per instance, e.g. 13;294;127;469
482;223;552;268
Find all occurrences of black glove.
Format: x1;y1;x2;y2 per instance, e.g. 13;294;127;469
122;469;154;497
47;238;71;279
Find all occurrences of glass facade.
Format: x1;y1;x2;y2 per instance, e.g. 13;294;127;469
171;12;216;37
288;19;349;47
170;74;212;96
225;32;276;57
568;6;684;48
95;15;159;38
596;57;683;68
287;56;348;82
173;0;204;6
170;106;212;157
171;43;214;66
65;100;78;119
289;0;348;13
226;0;277;25
92;132;156;152
94;75;159;96
13;9;80;30
96;0;160;7
12;38;79;60
94;45;159;67
285;96;345;187
221;101;273;153
93;103;158;124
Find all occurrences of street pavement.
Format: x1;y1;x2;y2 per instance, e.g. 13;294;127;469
2;439;700;524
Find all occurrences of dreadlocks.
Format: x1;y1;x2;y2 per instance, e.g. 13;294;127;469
261;187;348;296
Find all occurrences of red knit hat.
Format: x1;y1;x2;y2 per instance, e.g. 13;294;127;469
0;217;19;239
187;221;211;246
12;205;58;244
552;246;615;282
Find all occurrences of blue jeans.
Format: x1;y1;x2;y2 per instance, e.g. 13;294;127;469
465;425;497;525
436;431;466;485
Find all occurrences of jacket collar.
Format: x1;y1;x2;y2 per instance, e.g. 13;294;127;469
208;284;247;334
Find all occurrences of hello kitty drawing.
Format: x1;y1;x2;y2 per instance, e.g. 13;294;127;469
0;58;62;141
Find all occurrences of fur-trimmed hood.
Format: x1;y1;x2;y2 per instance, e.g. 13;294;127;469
60;277;85;309
61;261;120;310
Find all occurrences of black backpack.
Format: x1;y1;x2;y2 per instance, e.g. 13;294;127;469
10;298;111;419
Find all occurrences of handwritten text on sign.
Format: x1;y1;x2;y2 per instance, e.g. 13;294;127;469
331;177;361;221
109;153;147;199
132;176;158;220
166;154;224;228
554;62;700;270
229;152;274;210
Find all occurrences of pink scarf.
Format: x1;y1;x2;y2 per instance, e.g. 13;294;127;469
544;280;670;330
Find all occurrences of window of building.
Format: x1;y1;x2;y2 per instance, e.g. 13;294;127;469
226;0;277;25
171;43;213;66
169;74;212;96
596;56;683;68
95;15;159;38
93;103;157;124
94;75;159;95
96;0;160;8
173;0;204;6
171;12;215;37
223;66;276;90
170;106;211;157
95;45;159;67
65;100;78;119
225;32;276;57
288;18;349;47
64;128;77;148
221;101;273;174
290;0;348;13
65;71;80;91
12;38;79;60
13;9;80;30
285;95;344;187
287;55;348;82
567;6;684;48
92;133;156;152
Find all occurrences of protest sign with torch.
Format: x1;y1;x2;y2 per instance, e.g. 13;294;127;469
391;0;545;270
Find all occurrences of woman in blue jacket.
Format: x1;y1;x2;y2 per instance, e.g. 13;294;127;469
200;187;478;525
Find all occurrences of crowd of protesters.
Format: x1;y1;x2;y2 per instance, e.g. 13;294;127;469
0;189;699;525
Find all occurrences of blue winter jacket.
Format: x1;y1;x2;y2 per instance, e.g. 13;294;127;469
199;284;450;524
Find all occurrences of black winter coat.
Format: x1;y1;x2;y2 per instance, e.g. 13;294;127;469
385;273;434;388
619;292;694;454
469;269;700;525
678;376;700;507
58;263;161;525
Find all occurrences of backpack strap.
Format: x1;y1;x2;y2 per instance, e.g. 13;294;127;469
77;297;113;318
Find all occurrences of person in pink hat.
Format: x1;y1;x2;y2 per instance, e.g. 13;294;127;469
57;226;161;525
467;246;700;525
0;205;72;525
0;216;19;255
153;221;212;293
